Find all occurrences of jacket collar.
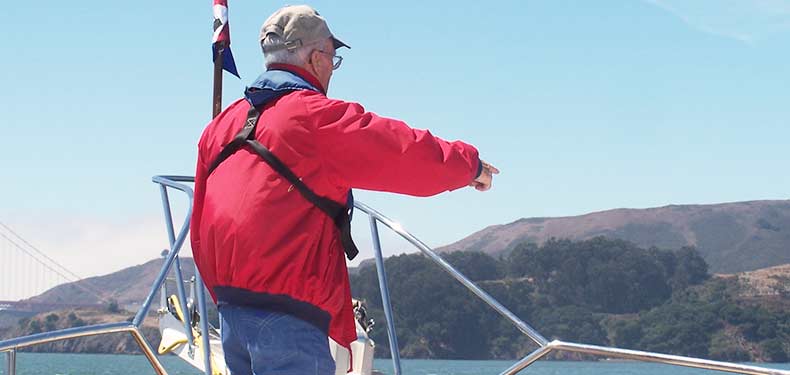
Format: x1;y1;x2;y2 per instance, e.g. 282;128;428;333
244;64;323;108
267;64;325;93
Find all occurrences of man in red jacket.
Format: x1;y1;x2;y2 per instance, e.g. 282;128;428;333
191;5;499;374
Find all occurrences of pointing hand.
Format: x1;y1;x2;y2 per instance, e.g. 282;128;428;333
469;160;500;192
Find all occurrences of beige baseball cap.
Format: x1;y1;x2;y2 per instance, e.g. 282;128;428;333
260;5;349;53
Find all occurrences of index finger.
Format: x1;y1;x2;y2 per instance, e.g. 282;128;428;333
488;164;501;174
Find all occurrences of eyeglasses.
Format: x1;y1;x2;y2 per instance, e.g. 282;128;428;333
317;50;343;70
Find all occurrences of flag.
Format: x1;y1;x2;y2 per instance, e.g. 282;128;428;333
212;0;239;78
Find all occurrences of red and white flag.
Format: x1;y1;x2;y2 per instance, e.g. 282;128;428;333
212;0;239;77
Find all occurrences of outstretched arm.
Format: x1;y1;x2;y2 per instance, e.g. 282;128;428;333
308;96;487;196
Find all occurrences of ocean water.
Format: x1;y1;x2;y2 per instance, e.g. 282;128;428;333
371;359;790;375
0;353;787;375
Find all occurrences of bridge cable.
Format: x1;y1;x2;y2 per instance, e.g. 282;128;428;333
0;225;108;303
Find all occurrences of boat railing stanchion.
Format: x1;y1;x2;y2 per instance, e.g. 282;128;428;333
352;200;790;375
499;345;552;375
368;216;402;375
153;176;213;375
158;184;196;356
355;202;548;347
195;267;213;375
6;348;17;375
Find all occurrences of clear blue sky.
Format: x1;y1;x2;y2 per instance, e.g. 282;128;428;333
1;0;789;284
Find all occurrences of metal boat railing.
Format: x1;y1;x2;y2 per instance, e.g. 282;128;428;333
0;175;198;375
1;322;167;375
355;201;790;375
2;175;789;375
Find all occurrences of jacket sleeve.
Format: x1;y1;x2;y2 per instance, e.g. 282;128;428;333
307;95;481;197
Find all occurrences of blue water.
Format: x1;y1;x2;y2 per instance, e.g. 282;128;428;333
372;359;790;374
0;353;787;375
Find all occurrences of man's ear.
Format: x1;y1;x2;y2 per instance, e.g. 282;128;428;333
308;49;317;65
306;50;319;74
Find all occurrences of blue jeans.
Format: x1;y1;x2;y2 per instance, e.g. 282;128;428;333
219;304;336;375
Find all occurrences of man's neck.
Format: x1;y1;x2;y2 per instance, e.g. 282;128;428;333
266;63;326;94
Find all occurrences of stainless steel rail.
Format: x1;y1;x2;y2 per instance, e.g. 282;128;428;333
5;349;16;375
0;175;198;375
500;345;552;375
157;185;196;355
368;216;402;375
0;322;166;374
350;202;789;375
355;201;549;348
3;174;787;375
549;341;790;375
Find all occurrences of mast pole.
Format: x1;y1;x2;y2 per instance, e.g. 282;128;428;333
212;43;225;118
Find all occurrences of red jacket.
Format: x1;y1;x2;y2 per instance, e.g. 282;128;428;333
191;65;480;350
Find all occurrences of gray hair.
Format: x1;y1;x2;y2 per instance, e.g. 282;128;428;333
261;35;331;68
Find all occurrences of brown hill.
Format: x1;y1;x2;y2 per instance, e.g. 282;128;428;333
728;264;790;298
437;200;790;273
1;258;205;354
0;307;160;354
22;257;197;307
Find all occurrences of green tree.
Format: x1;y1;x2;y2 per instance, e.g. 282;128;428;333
28;319;42;334
669;247;709;290
761;338;788;362
443;251;501;281
349;237;787;361
67;312;86;327
107;299;121;313
709;332;751;361
44;313;60;331
610;319;643;349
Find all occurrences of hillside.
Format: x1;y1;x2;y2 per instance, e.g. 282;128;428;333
0;307;160;354
3;240;787;359
22;257;197;306
19;200;790;307
727;264;790;298
350;239;790;361
1;258;199;354
437;200;790;273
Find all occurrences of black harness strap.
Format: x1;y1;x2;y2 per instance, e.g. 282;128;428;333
207;105;359;260
207;106;260;175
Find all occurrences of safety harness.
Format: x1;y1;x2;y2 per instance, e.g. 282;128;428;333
206;104;359;260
